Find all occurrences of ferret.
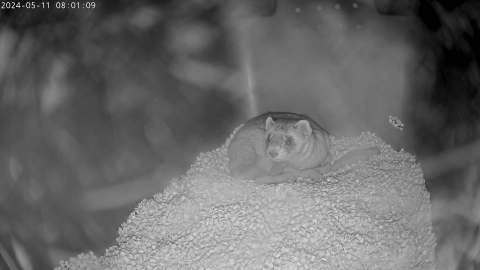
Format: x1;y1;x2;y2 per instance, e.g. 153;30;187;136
264;112;332;169
228;111;380;184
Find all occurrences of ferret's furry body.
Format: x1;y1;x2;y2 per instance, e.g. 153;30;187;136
228;112;331;181
228;112;380;184
264;113;331;170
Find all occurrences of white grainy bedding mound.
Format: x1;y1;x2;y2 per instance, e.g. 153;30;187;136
56;132;437;270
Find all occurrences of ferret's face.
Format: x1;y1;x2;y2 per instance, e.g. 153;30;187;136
265;128;307;162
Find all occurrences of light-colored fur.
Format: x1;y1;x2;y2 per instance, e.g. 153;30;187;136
228;112;331;180
265;117;331;169
228;111;380;184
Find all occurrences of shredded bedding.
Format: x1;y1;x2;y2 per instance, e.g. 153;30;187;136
56;131;437;270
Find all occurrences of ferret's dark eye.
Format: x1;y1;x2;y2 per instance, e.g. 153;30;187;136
285;138;292;145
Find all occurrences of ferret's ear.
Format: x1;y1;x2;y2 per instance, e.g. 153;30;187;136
294;120;312;137
266;117;275;130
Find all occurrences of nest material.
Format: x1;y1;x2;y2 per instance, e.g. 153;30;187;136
56;131;437;270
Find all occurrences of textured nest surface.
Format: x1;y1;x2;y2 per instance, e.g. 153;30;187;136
56;131;437;270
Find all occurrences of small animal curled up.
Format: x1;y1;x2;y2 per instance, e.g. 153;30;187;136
227;112;380;184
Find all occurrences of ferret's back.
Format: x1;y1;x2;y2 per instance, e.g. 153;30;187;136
243;112;327;133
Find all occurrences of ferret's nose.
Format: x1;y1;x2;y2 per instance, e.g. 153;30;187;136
268;150;278;158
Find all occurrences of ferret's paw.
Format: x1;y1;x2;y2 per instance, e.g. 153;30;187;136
314;164;332;175
268;162;286;176
299;168;323;180
255;173;295;185
283;167;324;180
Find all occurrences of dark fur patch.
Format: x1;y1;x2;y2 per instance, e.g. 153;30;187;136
284;135;295;149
